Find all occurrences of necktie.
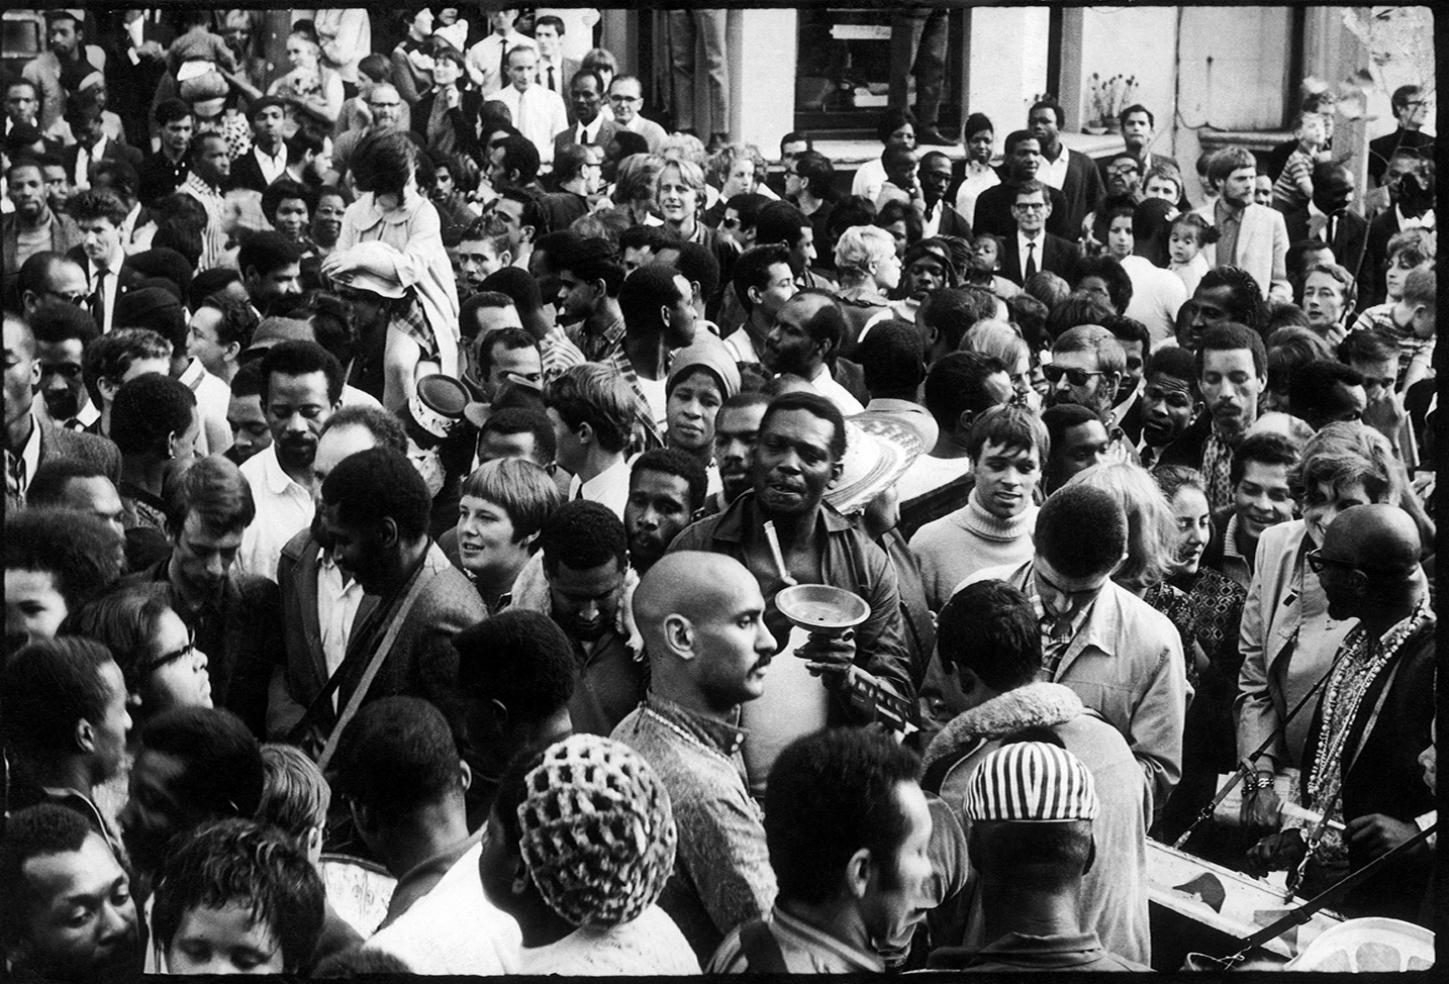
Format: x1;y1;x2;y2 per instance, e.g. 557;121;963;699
548;65;556;92
498;38;507;85
91;266;108;331
1327;214;1337;246
1024;241;1038;280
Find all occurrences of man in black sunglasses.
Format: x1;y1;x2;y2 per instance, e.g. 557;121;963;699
1045;325;1125;429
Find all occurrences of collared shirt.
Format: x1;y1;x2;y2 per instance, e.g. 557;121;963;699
379;828;485;930
489;84;569;164
73;134;109;190
601;346;666;453
176;357;231;456
67;399;101;432
1021;559;1099;680
5;414;42;504
932;928;1149;971
1218;512;1254;590
954;160;1001;227
1396;204;1436;232
1039;143;1069;190
1214;199;1243;268
87;247;127;333
571;114;604;146
317;550;365;704
237;445;315;580
573;312;626;363
807;364;865;416
1017;229;1045;277
539;323;586;383
723;326;762;366
119;201;144;253
709;903;884;973
179;172;230;272
253;141;287;186
568;455;631;519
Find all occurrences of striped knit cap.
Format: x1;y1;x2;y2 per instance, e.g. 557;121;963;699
963;741;1099;822
518;735;677;927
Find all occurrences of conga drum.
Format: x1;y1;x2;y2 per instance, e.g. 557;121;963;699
319;853;396;937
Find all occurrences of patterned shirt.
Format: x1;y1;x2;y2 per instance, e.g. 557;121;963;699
1348;304;1433;388
1021;559;1098;681
179;172;230;272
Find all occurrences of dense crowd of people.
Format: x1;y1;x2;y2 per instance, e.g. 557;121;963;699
0;5;1439;977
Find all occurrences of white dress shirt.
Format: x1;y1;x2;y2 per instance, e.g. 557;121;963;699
569;114;604;146
1017;230;1045;279
317;550;365;706
808;365;865;416
253;142;287;186
466;31;533;97
236;445;315;581
567;456;631;519
73;134;109;190
1039;144;1069;190
177;358;233;456
489;83;569;165
87;247;127;334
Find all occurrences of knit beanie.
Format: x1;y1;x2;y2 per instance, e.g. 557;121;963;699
518;735;677;927
666;337;741;399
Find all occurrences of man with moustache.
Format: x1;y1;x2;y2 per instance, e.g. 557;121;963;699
1158;323;1268;512
122;455;282;737
670;392;914;792
1045;324;1125;427
237;341;342;580
267;407;405;739
613;551;781;961
763;292;863;416
4;160;82;294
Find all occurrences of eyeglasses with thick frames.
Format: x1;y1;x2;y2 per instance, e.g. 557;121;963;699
1012;201;1048;212
143;634;198;674
1042;365;1106;387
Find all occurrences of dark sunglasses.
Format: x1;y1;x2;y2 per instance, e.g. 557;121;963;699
1042;365;1105;387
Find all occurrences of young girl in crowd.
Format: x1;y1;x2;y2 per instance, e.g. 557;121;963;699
1167;212;1217;295
322;131;461;410
964;232;1020;300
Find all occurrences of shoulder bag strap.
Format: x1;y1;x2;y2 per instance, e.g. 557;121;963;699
313;566;439;772
738;919;789;974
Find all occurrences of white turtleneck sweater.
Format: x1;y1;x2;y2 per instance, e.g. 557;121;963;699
909;487;1039;612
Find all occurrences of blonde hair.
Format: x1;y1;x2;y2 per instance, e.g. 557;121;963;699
833;225;896;279
257;743;330;843
1066;460;1178;591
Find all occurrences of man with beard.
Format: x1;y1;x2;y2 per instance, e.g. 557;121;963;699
237;341;342;580
764;291;863;416
121;455;283;738
23;10;104;136
29;298;98;430
0;804;142;982
1045;324;1125;423
1135;346;1199;470
625;449;707;575
1191;146;1290;302
725;243;797;367
1158;323;1267;512
118;706;264;906
670;392;914;794
311;449;484;740
709;391;769;513
239;233;303;318
267;406;405;740
4;161;82;293
612;552;780;960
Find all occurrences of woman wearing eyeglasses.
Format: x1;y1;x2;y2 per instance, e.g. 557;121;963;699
66;583;213;728
1235;422;1430;835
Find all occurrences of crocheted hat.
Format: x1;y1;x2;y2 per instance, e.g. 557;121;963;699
963;740;1100;823
518;735;677;927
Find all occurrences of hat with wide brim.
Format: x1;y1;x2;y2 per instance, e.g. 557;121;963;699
825;416;923;516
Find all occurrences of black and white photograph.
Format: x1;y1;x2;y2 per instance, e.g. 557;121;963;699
0;2;1439;976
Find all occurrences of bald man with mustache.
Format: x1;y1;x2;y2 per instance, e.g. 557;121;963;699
612;551;779;961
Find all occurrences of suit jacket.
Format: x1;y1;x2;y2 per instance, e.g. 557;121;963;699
624;115;668;154
266;529;381;739
227;144;295;195
972;180;1074;241
999;231;1080;286
330;542;487;726
538;56;581;119
1052;147;1107;242
1283;206;1368;286
38;414;122;481
1192;201;1291;302
62;140;142;189
65;249;143;332
1156;411;1212;472
7;415;122;513
929;201;973;240
553;116;620;159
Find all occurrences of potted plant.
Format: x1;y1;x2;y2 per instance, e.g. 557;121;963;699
1086;72;1139;133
